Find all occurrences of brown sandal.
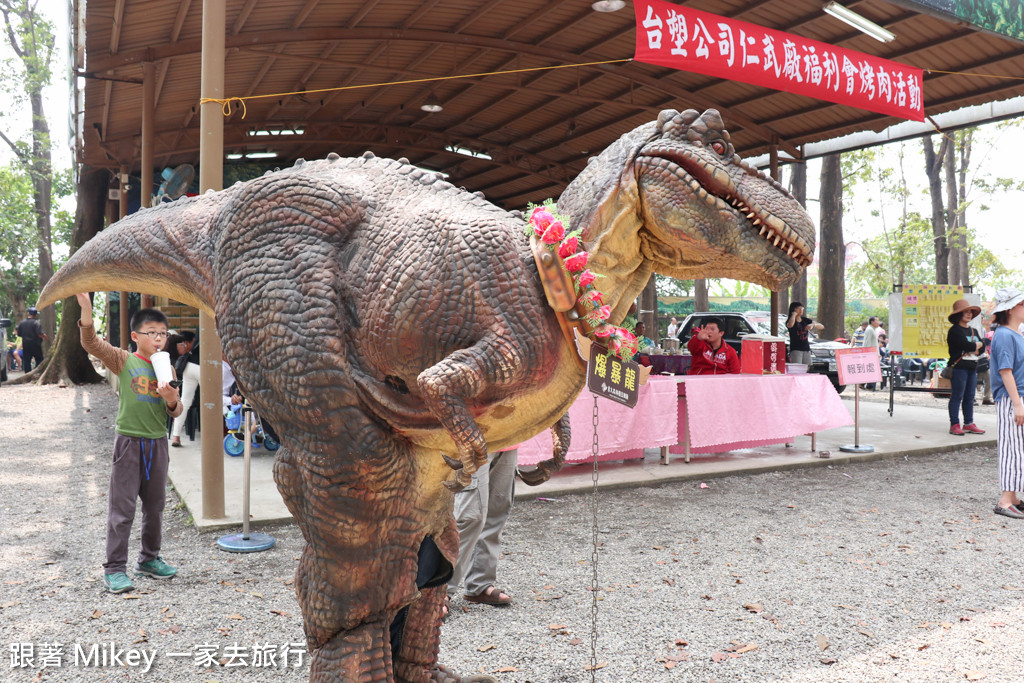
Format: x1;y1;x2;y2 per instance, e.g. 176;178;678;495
464;586;512;606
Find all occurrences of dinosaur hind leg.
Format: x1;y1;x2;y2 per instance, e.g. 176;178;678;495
307;609;393;682
274;435;423;682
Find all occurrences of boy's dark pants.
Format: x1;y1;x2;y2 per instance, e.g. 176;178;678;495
104;433;169;574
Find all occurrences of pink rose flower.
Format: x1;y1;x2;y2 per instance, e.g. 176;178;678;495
593;305;611;321
558;235;578;259
593;324;613;338
577;269;596;287
530;207;554;237
583;290;603;306
564;251;589;272
617;328;637;342
541;220;565;245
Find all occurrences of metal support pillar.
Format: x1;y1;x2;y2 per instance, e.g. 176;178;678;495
140;61;155;309
769;144;780;336
199;0;226;521
118;165;129;349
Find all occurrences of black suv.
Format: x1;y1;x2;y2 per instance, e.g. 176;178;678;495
675;312;845;393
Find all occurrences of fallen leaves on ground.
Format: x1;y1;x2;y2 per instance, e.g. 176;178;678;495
964;671;987;680
477;644;496;652
743;602;763;614
582;661;606;671
816;635;829;651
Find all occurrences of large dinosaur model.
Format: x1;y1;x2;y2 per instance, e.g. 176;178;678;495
39;108;814;682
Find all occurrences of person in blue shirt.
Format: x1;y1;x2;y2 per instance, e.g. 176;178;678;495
989;287;1024;519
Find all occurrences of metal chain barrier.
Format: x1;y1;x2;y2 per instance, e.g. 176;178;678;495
589;395;600;680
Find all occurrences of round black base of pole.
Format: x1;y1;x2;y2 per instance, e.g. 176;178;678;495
839;444;875;453
216;532;276;553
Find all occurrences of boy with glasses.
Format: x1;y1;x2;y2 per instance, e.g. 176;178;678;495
76;293;182;593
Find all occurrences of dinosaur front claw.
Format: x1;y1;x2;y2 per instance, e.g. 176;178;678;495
443;469;472;491
440;453;463;470
517;462;552;486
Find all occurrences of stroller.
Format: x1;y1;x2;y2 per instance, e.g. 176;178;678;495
223;400;280;456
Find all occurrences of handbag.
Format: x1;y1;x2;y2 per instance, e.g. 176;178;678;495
974;352;991;374
940;356;960;380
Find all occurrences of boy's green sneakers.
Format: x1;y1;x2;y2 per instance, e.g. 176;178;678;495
134;557;177;579
103;572;134;594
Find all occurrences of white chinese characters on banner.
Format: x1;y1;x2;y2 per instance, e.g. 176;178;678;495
635;0;924;122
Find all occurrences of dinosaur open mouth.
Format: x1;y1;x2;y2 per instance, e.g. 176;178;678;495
640;152;813;268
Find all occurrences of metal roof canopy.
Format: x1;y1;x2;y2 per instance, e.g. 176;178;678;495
74;0;1024;209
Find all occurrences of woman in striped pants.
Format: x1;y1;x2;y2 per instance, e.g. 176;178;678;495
990;287;1024;519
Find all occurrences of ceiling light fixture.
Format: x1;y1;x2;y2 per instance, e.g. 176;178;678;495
823;2;895;43
420;96;443;113
592;0;625;12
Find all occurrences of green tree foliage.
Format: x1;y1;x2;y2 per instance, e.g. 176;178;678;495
0;0;57;335
0;162;71;315
0;162;37;314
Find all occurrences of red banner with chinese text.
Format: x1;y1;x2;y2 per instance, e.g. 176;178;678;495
634;0;924;122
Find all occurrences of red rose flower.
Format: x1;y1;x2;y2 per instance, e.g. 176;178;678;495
593;324;613;338
577;269;596;287
564;251;589;272
541;220;565;245
558;235;579;259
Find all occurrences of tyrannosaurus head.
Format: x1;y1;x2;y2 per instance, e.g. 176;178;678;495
637;108;813;288
559;108;814;303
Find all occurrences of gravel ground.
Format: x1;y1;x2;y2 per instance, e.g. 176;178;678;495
2;380;1022;682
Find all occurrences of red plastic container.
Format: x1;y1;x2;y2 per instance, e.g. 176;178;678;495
740;336;787;375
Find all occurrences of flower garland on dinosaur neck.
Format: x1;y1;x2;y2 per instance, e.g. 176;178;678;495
526;206;639;362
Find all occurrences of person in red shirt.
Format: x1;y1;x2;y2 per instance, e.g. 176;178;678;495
686;318;740;375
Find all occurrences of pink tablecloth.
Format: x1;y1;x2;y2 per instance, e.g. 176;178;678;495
670;374;852;454
517;376;679;466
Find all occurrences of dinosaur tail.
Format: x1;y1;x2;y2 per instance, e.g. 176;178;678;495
37;192;224;315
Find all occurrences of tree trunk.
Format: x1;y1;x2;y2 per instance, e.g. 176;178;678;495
19;166;107;386
31;88;55;344
694;279;709;312
957;130;973;286
944;140;961;286
788;160;809;307
817;154;845;339
922;135;949;283
640;274;657;338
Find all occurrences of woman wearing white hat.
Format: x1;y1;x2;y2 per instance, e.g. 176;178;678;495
990;288;1024;519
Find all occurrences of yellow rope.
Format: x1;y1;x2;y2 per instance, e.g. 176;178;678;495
199;58;634;118
924;68;1024;82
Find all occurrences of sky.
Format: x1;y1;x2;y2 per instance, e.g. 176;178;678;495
3;4;1023;298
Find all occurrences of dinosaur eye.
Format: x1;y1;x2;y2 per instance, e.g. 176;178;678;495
711;141;726;155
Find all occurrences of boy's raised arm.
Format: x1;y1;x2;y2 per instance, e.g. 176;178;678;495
76;292;128;375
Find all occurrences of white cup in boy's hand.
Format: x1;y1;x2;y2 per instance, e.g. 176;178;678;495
151;351;173;384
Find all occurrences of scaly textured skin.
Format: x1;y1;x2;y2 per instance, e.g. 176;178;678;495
38;109;814;682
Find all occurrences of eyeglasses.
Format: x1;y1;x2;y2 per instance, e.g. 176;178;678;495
135;331;168;340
